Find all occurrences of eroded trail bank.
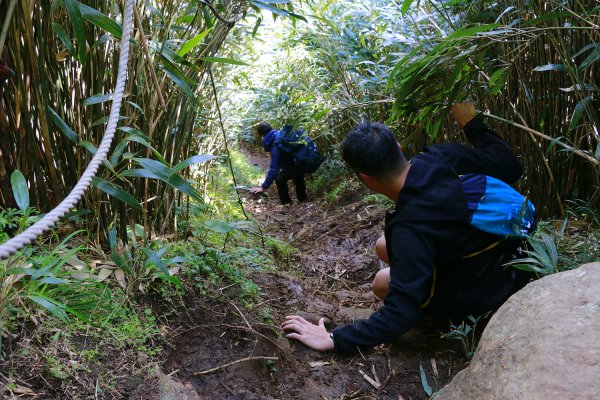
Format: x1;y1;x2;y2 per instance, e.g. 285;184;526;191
161;149;467;399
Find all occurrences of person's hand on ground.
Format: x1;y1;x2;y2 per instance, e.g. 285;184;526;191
249;187;264;194
451;102;477;128
281;316;334;351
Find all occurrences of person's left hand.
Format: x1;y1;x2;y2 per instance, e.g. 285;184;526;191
281;315;334;351
249;187;264;194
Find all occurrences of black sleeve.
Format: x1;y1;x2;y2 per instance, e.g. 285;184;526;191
423;117;523;184
331;223;435;353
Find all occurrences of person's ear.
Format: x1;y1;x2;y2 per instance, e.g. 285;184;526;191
357;172;378;191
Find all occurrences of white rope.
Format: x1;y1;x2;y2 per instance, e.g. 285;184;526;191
0;0;136;259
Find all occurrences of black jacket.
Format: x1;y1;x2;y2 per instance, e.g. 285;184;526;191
331;118;531;353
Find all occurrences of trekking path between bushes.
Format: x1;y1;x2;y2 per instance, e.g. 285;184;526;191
159;148;468;400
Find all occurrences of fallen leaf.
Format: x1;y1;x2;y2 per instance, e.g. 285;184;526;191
96;268;113;282
115;269;126;289
309;361;331;368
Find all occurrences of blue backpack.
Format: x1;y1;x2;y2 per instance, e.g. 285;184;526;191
460;174;537;238
276;125;324;173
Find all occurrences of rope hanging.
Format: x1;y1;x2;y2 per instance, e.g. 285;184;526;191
0;0;136;259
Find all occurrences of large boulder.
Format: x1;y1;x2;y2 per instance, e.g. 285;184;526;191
437;262;600;400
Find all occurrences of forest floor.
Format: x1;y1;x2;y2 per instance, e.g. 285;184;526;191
156;148;469;400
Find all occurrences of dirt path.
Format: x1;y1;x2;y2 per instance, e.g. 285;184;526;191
162;149;467;399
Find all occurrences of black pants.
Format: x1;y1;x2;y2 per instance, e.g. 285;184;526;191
275;169;306;205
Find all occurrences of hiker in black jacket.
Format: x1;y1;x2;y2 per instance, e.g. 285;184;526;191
250;122;307;205
281;103;532;353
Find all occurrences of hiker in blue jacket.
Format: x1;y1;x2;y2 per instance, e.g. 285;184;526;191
250;122;307;205
281;103;533;352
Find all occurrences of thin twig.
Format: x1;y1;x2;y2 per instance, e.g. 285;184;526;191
201;0;236;27
193;356;278;375
482;112;599;165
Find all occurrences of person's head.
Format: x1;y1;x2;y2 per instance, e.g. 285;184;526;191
341;121;408;184
256;122;273;136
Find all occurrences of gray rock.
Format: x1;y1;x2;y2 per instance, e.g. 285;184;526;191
156;372;203;400
437;262;600;400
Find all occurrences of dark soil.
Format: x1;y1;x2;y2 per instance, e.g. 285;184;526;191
161;148;468;400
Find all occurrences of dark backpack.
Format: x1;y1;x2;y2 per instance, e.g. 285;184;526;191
276;125;324;173
460;174;537;238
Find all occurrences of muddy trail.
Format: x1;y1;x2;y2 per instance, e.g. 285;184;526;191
161;149;468;400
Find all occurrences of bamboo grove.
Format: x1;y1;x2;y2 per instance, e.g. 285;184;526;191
1;0;599;249
0;0;265;245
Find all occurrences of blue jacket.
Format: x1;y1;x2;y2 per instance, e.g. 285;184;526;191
261;129;282;189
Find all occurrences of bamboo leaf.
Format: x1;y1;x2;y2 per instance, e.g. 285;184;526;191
444;24;500;40
250;1;288;17
28;294;69;323
488;68;507;95
419;364;433;396
92;177;142;210
11;170;29;211
252;17;262;37
400;0;415;15
198;56;248;66
533;64;566;72
47;107;78;143
52;22;76;57
177;28;212;57
204;220;235;234
579;47;600;69
559;84;599;92
172;154;215;175
79;3;123;38
568;96;593;132
83;93;114;106
122;159;203;202
64;0;87;65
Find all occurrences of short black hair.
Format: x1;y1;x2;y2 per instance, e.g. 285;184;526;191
341;121;407;180
257;122;273;136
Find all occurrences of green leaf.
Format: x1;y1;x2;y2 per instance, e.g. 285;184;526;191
445;24;500;40
250;1;288;17
559;84;599;92
198;56;248;66
79;140;97;155
11;170;29;211
52;22;75;57
204;220;235;234
64;0;87;65
568;96;593;132
127;101;145;114
28;294;69;323
92;177;142;209
177;28;212;57
401;0;415;15
533;64;566;72
47;107;78;143
522;11;571;27
419;363;433;396
171;154;215;175
83;93;114;106
488;68;507;95
121;158;202;202
79;3;123;38
251;17;262;37
579;47;600;69
160;62;195;100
